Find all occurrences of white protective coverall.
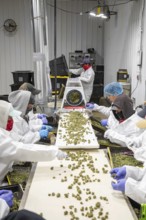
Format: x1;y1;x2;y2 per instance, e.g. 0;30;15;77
104;113;145;147
91;104;120;129
8;90;43;132
0;128;62;218
0;198;9;219
8;91;42;143
124;165;146;204
70;67;95;102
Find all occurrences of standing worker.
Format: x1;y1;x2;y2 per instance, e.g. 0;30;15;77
70;57;95;102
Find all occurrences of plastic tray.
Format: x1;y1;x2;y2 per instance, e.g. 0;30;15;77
0;184;23;200
107;147;143;168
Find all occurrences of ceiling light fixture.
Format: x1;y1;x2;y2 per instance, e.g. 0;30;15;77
89;5;117;20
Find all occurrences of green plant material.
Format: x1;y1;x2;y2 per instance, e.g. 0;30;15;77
8;169;30;188
112;153;143;168
58;111;92;145
10;196;20;212
56;193;61;198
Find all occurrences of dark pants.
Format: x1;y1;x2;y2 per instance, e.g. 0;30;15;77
2;210;46;220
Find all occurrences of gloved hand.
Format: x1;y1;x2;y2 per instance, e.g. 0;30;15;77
101;119;108;126
42;117;48;125
0;190;13;207
86;103;94;109
41;125;53;132
39;129;49;139
37;113;47;119
111;179;126;192
57;150;68;160
110;166;126;180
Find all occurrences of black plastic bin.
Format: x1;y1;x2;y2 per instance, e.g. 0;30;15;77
10;83;22;91
11;71;34;84
0;184;23;211
0;94;9;102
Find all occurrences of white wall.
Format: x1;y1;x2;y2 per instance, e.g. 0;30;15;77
47;0;104;66
104;0;146;106
0;0;33;95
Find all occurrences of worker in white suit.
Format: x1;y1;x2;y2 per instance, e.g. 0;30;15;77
110;165;146;204
7;91;53;143
104;105;146;148
8;90;50;131
0;100;67;183
86;82;135;129
19;82;49;125
70;57;95;102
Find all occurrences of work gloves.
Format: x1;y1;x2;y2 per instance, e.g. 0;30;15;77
41;125;53;132
37;114;48;125
57;150;68;160
39;129;49;139
100;119;108;127
110;166;126;180
110;166;126;193
111;179;126;193
0;190;13;207
86;103;95;109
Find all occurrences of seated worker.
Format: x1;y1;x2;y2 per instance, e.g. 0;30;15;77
110;165;146;204
0;189;45;219
70;57;95;102
104;106;146;148
86;82;135;129
8;91;52;143
19;82;49;124
0;101;67;183
19;82;41;96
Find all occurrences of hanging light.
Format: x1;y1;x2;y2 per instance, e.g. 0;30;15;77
89;5;116;20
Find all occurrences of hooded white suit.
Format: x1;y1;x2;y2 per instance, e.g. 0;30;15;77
0;100;63;218
8;90;42;143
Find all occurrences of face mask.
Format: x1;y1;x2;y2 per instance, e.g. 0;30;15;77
6;118;14;131
83;64;90;71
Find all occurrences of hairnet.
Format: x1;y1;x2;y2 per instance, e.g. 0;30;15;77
104;82;123;96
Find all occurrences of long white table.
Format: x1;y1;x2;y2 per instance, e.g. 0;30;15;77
56;111;99;149
20;149;137;220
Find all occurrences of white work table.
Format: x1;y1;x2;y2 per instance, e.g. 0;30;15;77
56;111;99;149
19;149;137;220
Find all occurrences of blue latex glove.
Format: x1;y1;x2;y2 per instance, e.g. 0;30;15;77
39;129;49;139
57;150;68;160
41;125;53;132
0;190;13;207
110;166;126;180
111;179;126;192
86;103;94;109
37;114;47;119
101;119;108;126
42;117;48;125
